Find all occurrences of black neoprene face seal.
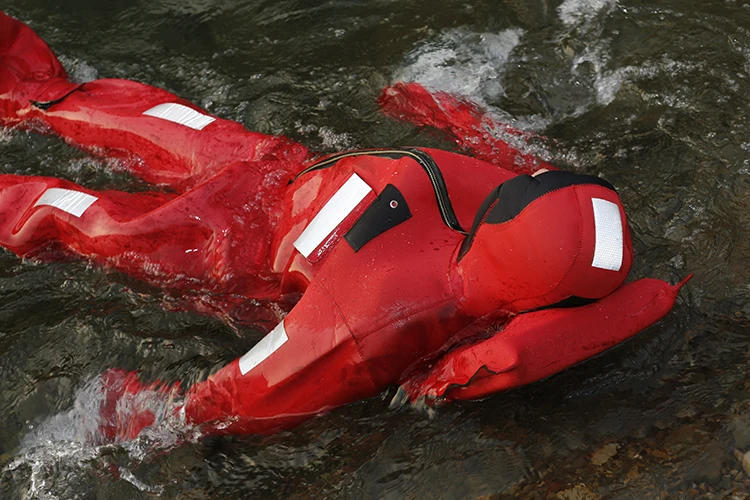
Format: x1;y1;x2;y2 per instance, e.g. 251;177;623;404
485;171;616;224
457;171;617;261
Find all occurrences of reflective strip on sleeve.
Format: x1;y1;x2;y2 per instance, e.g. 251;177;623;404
239;321;289;375
34;188;98;217
142;103;216;130
293;173;372;258
591;197;623;271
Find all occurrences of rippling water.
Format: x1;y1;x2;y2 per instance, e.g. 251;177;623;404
2;0;750;498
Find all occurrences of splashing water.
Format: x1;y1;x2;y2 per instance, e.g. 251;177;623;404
0;127;14;144
393;27;524;111
4;0;750;497
57;54;99;84
295;122;357;152
572;43;704;107
557;0;618;28
4;372;198;498
390;27;560;167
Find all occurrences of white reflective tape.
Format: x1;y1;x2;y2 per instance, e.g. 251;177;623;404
591;197;623;271
34;188;98;217
239;321;288;375
142;102;215;130
293;173;372;258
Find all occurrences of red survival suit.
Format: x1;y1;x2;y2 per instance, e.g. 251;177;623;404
0;11;688;439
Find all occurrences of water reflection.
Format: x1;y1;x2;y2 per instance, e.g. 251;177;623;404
2;0;750;497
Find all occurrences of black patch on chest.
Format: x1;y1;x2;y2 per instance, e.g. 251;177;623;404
345;184;411;252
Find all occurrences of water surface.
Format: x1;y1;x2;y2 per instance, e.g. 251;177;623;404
2;0;750;498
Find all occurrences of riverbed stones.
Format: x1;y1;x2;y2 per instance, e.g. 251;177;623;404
590;443;619;466
732;448;750;477
729;417;750;450
556;483;600;500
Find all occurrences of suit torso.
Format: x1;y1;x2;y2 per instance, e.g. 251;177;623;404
269;148;515;383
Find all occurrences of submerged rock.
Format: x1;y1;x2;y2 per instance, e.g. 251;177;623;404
556;483;601;500
589;442;619;466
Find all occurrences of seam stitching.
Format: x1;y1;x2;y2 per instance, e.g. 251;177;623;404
311;275;379;390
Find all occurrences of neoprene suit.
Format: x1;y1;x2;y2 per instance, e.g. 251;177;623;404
0;11;688;439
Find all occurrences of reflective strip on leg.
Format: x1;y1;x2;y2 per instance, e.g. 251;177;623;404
34;188;98;217
239;321;289;375
142;103;216;130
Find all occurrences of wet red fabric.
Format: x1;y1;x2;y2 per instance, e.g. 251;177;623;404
0;11;688;440
99;368;180;442
378;82;554;175
0;11;81;122
400;276;691;402
458;183;634;317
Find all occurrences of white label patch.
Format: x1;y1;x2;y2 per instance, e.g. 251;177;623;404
239;321;288;375
34;188;98;217
591;197;623;271
143;103;216;130
293;173;372;258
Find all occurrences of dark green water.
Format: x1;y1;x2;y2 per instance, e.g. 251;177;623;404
2;0;750;498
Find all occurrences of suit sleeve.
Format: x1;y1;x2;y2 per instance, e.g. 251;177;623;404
181;279;379;436
400;277;690;402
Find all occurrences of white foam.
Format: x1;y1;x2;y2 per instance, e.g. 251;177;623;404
573;45;701;106
58;55;99;84
393;27;553;155
317;126;355;151
7;373;193;498
0;127;14;143
394;27;524;105
558;0;618;28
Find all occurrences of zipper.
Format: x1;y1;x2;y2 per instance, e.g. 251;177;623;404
292;148;468;235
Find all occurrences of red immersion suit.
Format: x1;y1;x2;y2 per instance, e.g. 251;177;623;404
0;11;688;439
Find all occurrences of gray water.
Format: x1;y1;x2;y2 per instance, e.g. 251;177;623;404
1;0;750;498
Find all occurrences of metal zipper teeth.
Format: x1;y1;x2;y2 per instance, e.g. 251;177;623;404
293;148;468;235
403;148;467;234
